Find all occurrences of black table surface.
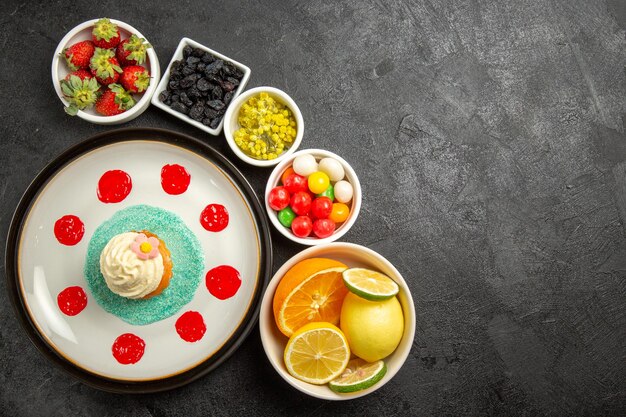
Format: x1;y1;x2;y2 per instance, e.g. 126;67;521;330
1;1;625;416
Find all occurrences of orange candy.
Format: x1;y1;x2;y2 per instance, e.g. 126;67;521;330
329;203;350;223
281;167;295;185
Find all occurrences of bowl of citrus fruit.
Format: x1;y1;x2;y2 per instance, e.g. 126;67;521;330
259;243;415;400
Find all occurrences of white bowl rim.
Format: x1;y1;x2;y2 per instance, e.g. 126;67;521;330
223;86;304;167
258;242;416;400
264;148;362;245
51;18;160;124
150;37;252;136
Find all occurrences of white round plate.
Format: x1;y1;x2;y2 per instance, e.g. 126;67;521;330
5;128;272;393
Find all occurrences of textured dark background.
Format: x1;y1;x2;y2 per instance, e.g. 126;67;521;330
1;0;625;416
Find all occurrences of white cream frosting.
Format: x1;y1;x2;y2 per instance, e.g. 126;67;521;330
99;232;164;299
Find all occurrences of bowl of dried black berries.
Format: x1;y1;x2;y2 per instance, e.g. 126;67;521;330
151;37;251;135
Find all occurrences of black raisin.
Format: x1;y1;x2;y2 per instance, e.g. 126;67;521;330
189;105;205;121
211;85;223;99
204;60;223;77
201;52;214;63
187;87;202;99
192;47;204;57
197;62;206;72
220;80;235;92
158;90;171;102
168;79;180;90
202;118;212;126
179;76;196;89
171;94;180;102
233;67;244;79
170;102;188;114
170;61;182;74
182;66;195;76
171;60;183;71
207;100;225;111
182;46;193;59
179;92;193;107
204;73;221;84
222;62;235;76
204;108;219;119
223;91;233;104
186;56;201;66
227;76;240;86
210;117;221;129
196;77;212;92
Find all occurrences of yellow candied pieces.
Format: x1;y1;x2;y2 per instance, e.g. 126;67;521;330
233;92;297;160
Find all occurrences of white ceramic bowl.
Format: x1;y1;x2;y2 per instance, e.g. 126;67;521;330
151;37;251;136
264;149;361;245
223;86;304;167
259;243;416;400
51;18;160;125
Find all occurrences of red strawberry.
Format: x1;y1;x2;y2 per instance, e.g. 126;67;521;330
120;65;150;93
95;84;135;116
116;34;151;66
59;75;101;115
92;18;120;48
89;47;123;85
62;40;95;71
64;68;93;81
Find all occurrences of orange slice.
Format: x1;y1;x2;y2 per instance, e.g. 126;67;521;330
273;258;348;337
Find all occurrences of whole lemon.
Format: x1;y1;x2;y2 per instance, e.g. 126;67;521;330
340;292;404;362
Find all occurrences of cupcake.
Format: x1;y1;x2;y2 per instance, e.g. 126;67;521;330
99;231;173;299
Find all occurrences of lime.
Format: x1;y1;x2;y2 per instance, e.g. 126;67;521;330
342;268;399;301
329;358;387;393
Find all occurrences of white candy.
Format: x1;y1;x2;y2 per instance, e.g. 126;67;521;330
292;154;318;177
334;180;353;203
318;157;345;182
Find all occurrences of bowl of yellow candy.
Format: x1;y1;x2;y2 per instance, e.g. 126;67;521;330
223;86;304;167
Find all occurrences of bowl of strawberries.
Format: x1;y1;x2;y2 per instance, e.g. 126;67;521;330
51;18;160;124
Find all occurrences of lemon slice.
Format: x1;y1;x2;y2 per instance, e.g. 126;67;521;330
284;322;351;385
329;358;387;393
342;268;399;301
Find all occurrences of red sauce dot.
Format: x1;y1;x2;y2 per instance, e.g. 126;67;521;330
175;311;207;342
54;215;85;246
200;204;229;232
161;164;191;195
57;286;88;316
112;333;145;365
97;170;132;203
206;265;241;300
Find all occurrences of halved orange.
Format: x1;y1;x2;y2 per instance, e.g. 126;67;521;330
273;258;348;337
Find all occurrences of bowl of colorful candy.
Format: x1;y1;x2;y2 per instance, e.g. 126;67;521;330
223;86;304;167
265;149;361;245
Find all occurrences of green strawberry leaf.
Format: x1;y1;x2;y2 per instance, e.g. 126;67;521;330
65;104;79;116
